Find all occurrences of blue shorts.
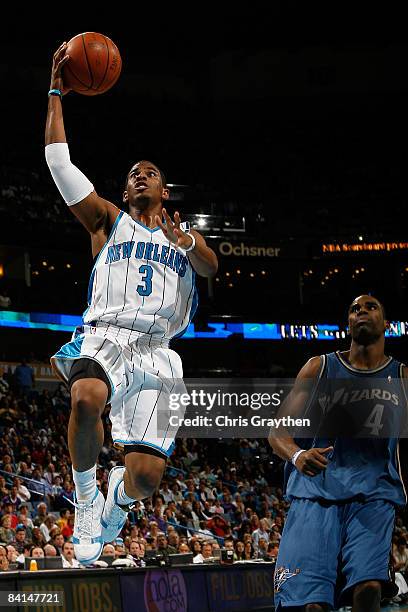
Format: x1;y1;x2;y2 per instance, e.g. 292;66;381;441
274;497;395;609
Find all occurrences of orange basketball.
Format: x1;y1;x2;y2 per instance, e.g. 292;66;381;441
63;32;122;96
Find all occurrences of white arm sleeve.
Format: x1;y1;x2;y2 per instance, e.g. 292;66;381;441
45;142;94;206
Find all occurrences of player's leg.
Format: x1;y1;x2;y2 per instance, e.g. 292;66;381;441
101;344;180;542
67;358;111;564
352;580;381;612
274;498;341;610
101;446;166;543
339;499;395;612
69;378;107;473
122;450;166;500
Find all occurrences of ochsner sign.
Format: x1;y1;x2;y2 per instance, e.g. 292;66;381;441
219;241;281;257
144;569;187;612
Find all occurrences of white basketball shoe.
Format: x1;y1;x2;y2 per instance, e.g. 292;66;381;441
71;488;105;565
101;466;134;543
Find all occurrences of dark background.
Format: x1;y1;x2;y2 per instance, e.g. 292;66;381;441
1;7;407;370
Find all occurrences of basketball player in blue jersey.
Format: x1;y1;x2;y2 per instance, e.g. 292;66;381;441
44;43;218;565
269;294;408;611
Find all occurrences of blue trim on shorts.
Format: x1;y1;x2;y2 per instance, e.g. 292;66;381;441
52;339;115;402
53;333;85;359
114;439;175;458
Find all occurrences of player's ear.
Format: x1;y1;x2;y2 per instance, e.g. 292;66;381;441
384;319;390;332
123;190;128;204
162;187;170;201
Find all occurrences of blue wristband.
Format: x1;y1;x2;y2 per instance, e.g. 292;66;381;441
48;89;62;98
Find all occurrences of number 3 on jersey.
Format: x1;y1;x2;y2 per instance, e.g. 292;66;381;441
137;264;153;296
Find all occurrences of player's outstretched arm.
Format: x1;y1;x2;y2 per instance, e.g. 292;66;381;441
45;43;119;235
268;356;333;477
155;209;218;277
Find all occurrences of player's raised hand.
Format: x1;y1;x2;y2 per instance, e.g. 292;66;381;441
50;42;71;95
295;446;333;477
155;209;194;250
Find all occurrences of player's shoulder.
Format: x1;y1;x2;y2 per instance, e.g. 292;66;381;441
297;355;325;380
401;364;408;378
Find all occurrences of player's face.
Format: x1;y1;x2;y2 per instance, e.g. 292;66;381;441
124;161;169;209
348;295;386;344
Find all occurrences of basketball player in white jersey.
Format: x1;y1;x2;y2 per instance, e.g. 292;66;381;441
45;43;218;564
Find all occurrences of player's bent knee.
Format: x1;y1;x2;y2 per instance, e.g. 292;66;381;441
305;604;329;612
70;379;108;420
125;454;166;497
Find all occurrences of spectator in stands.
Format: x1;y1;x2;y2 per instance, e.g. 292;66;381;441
146;520;159;544
209;499;225;515
252;518;270;552
2;486;22;511
52;533;65;555
44;544;57;557
0;545;9;571
129;540;146;567
0;515;14;543
61;541;81;568
207;514;230;539
14;360;35;397
61;514;74;539
159;481;174;504
16;514;33;541
102;544;115;557
51;475;63;498
148;507;167;533
266;541;279;561
193;541;213;564
393;537;408;573
138;540;146;559
13;478;31;504
0;476;9;497
157;534;177;555
178;542;190;554
171;483;184;504
55;508;69;531
30;546;45;558
244;541;255;560
256;538;270;560
30;527;46;548
40;514;57;542
167;532;180;551
33;502;48;526
224;537;238;561
235;541;245;560
11;525;30;553
6;545;18;564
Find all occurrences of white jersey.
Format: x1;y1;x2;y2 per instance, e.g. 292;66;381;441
83;211;198;339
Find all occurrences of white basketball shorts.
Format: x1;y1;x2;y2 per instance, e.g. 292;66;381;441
51;321;184;458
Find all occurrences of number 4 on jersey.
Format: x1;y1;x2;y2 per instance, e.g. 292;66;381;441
364;403;384;436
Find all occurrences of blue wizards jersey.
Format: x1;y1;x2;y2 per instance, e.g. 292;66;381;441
285;351;408;505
